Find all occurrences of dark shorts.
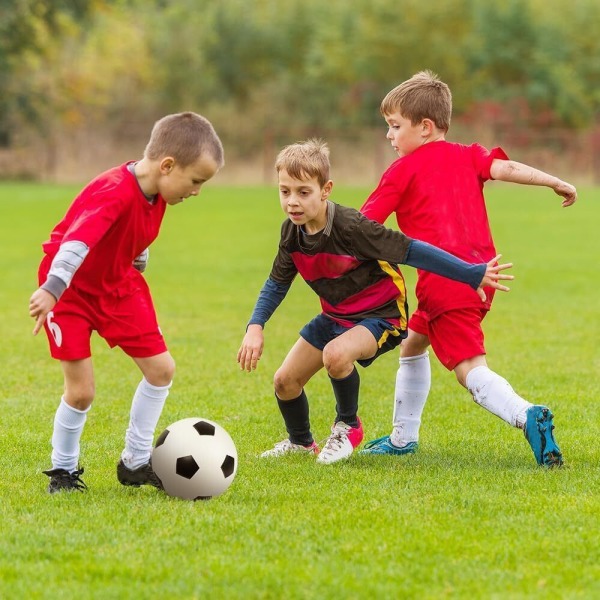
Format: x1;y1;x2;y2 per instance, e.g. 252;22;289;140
300;314;406;367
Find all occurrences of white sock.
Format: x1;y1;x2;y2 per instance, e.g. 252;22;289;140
121;378;171;469
465;365;531;428
51;397;90;472
390;352;431;447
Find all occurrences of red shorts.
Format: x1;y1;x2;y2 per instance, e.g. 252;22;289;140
39;263;167;361
408;307;488;371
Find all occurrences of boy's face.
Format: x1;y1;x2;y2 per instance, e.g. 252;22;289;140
384;111;428;158
278;170;332;234
159;155;220;205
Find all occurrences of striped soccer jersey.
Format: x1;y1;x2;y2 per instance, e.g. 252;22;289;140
269;201;410;329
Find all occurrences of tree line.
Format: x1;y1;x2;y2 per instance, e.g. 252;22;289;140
1;0;599;163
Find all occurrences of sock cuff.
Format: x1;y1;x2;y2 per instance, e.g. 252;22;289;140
399;351;429;365
276;390;307;405
60;396;91;415
465;365;492;390
328;366;359;383
141;377;173;392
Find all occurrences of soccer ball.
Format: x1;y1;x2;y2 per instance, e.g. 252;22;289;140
152;417;238;500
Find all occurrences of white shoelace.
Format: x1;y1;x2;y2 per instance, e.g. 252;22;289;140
319;423;351;457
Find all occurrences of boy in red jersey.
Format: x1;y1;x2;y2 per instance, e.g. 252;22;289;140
359;71;577;467
237;139;513;464
29;112;224;493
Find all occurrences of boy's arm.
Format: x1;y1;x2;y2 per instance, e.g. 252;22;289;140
29;240;90;335
360;176;399;224
490;159;577;207
237;277;291;372
352;215;513;300
405;240;513;300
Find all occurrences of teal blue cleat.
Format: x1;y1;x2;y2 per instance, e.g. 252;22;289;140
524;405;563;468
358;436;418;456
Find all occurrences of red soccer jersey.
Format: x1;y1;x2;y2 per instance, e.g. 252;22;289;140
361;141;508;319
42;162;167;296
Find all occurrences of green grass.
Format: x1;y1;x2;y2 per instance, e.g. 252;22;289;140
1;181;598;599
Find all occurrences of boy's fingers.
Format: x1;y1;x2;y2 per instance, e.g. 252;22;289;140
497;262;513;269
32;315;44;336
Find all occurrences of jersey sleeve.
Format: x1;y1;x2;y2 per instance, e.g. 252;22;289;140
62;194;128;250
359;170;402;225
349;212;412;264
470;144;509;181
269;222;299;285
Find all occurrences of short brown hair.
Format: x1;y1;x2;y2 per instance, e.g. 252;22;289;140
144;112;224;168
380;70;452;132
275;138;330;188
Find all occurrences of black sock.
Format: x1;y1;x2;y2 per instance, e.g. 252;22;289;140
276;390;313;446
330;366;360;427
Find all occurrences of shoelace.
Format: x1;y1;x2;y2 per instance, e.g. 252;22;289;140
69;469;88;491
270;439;295;455
45;467;87;491
319;424;350;456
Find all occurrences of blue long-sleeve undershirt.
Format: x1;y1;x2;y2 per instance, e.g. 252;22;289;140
405;239;486;289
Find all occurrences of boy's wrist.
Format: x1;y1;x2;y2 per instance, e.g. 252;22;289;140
41;275;66;302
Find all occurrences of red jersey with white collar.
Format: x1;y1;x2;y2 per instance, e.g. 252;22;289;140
361;141;508;319
42;162;167;296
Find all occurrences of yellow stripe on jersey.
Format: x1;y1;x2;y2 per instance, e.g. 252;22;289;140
377;260;408;332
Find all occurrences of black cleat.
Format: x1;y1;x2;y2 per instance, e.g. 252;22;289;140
43;467;87;494
117;459;162;489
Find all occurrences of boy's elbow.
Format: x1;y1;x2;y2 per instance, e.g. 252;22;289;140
490;159;508;181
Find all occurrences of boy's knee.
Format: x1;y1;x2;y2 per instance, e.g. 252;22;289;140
157;358;176;386
64;384;95;410
145;354;176;387
273;367;299;399
322;343;347;377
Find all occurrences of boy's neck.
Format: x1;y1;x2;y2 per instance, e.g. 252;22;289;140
133;158;160;197
424;132;446;145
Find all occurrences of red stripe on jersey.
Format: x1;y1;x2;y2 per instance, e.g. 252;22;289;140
290;252;360;281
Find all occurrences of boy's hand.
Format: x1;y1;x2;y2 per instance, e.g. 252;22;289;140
477;254;514;301
29;288;57;335
237;324;264;372
133;248;149;272
553;180;577;207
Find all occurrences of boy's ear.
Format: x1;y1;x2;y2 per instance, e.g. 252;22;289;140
322;180;333;199
160;157;175;174
421;119;435;137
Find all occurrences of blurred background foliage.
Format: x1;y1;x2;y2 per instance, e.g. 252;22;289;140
1;0;599;181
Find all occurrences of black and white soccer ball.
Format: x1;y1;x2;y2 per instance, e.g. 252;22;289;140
152;417;238;500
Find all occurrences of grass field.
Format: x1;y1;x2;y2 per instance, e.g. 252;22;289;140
1;181;598;599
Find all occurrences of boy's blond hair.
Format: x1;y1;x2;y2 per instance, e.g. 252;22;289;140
144;112;224;168
275;138;330;188
380;70;452;132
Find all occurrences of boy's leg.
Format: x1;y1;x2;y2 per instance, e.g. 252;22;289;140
459;358;531;427
361;316;431;455
461;361;563;467
323;323;376;425
446;309;562;467
43;358;94;493
262;337;323;456
120;352;174;467
317;325;375;464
